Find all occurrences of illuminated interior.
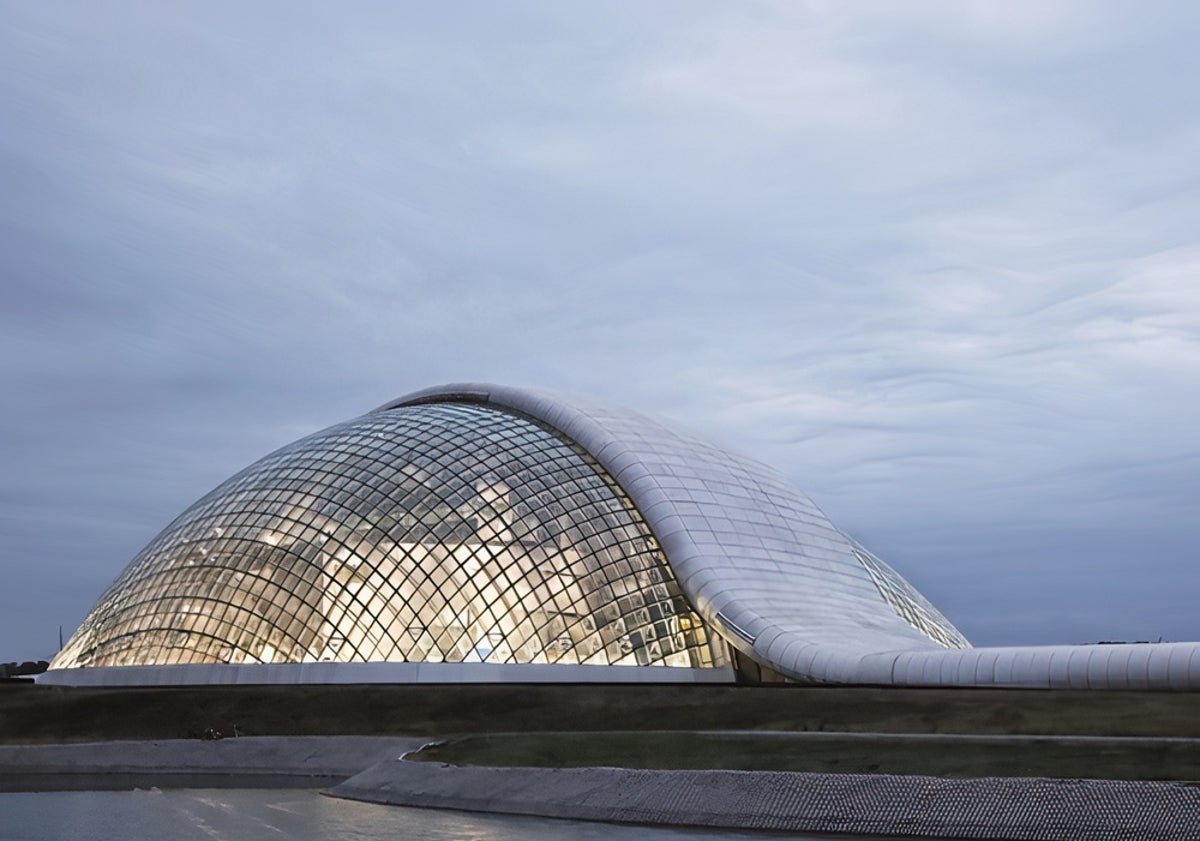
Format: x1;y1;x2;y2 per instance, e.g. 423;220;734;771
54;403;729;671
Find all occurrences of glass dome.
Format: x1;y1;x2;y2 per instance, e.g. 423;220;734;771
54;402;728;671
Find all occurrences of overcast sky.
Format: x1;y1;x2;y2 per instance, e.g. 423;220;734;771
2;2;1197;661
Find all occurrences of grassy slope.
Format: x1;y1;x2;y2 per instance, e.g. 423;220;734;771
4;682;1198;780
415;730;1200;781
3;682;1198;743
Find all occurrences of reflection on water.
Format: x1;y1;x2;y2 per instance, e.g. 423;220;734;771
0;789;871;841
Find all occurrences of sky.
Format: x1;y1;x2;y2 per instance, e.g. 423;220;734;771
2;2;1197;661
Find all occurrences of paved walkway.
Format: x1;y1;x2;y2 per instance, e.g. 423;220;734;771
0;736;425;791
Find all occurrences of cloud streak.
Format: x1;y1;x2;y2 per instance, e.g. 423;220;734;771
1;1;1197;658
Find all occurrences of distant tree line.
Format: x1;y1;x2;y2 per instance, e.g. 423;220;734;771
0;660;49;679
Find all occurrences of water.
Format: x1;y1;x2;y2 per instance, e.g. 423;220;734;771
0;789;865;841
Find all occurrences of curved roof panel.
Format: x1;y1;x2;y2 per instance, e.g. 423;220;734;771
387;384;968;683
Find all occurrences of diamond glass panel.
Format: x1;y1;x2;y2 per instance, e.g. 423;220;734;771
54;403;728;671
852;545;970;650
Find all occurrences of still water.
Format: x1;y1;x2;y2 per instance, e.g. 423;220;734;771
0;789;884;841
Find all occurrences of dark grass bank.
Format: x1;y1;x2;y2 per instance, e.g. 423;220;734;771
3;682;1199;744
414;730;1200;781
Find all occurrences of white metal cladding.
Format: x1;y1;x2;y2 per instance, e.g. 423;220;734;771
853;642;1200;689
387;383;1200;690
385;385;964;682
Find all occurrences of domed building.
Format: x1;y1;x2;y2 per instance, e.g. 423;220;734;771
43;383;1199;689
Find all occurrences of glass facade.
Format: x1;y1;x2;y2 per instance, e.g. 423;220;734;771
852;546;969;650
54;402;728;671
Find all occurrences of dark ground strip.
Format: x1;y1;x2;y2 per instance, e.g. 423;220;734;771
4;682;1200;743
414;730;1200;781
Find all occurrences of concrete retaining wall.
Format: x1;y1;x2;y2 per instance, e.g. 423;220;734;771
329;760;1200;840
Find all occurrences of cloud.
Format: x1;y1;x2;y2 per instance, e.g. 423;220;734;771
1;1;1197;657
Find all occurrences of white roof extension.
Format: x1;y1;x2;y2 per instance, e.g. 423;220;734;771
388;383;1200;691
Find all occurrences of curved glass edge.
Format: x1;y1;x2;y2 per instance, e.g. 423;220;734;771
54;403;731;672
851;543;970;650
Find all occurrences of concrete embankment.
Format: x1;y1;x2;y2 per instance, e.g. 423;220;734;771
329;759;1200;840
0;736;424;791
